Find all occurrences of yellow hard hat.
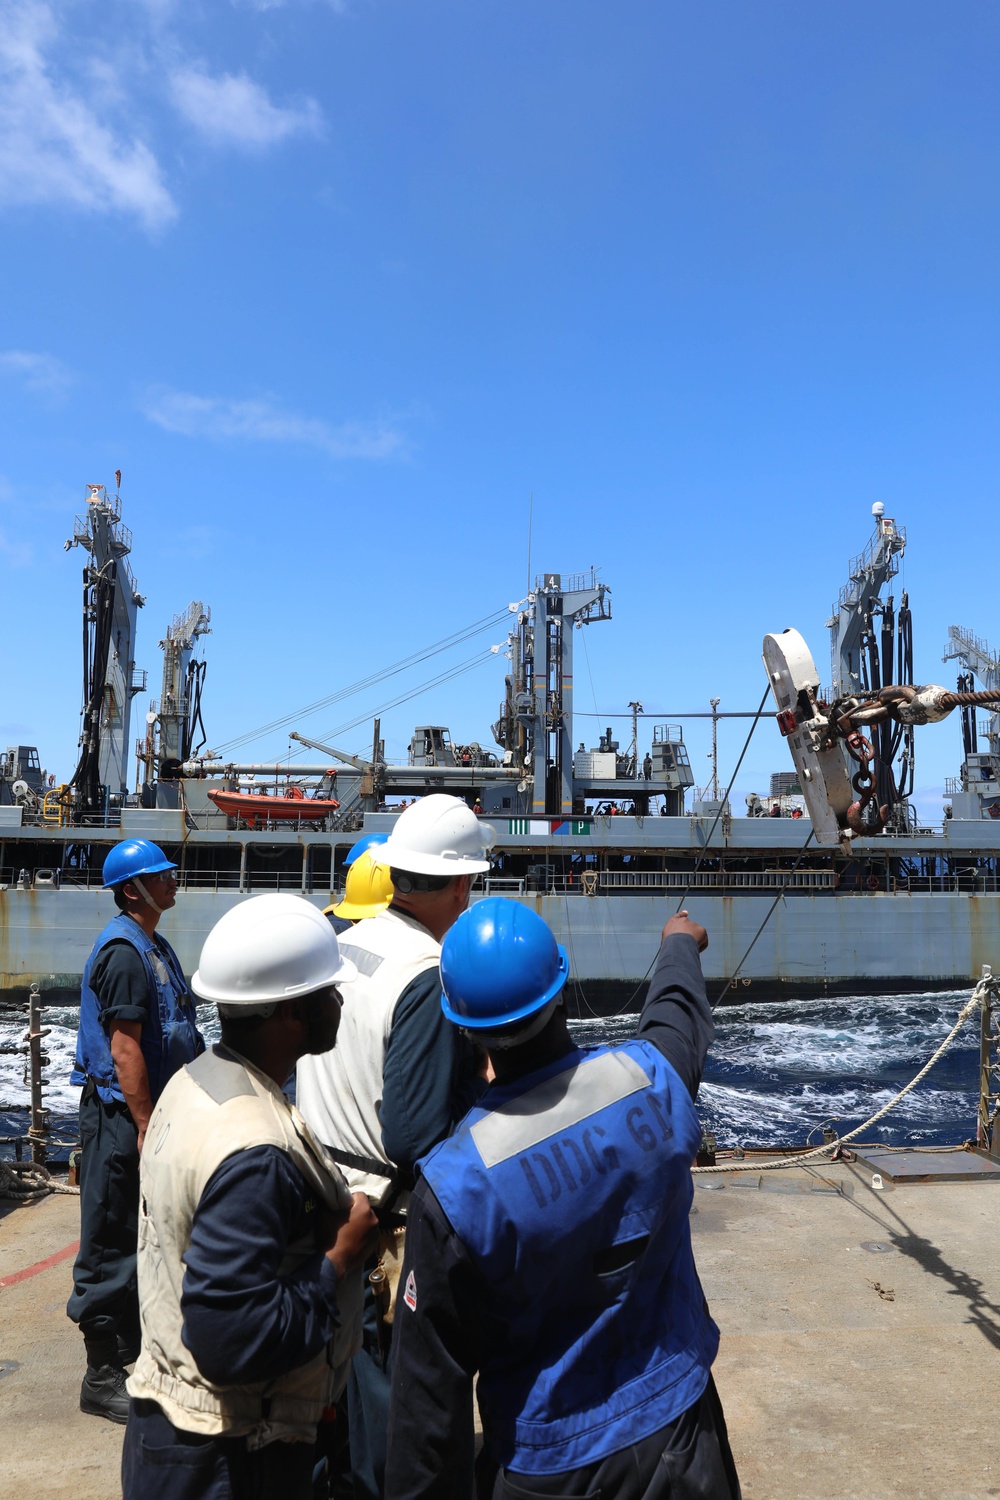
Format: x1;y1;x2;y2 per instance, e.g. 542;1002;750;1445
331;851;394;921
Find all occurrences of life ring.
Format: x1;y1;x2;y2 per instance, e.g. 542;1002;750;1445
990;802;1000;820
867;874;880;890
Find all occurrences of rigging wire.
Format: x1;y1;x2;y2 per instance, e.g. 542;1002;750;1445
594;684;773;1018
213;606;512;756
270;647;501;764
580;629;601;723
711;829;816;1008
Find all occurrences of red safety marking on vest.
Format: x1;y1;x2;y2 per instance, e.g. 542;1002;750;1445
403;1269;417;1312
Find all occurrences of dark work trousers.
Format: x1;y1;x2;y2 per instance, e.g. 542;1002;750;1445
348;1283;394;1500
123;1398;316;1500
66;1081;140;1340
349;1274;474;1500
475;1376;741;1500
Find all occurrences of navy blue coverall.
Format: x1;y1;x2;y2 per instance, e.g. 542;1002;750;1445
384;935;741;1500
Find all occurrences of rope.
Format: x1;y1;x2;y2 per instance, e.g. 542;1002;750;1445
693;977;992;1173
0;1159;79;1199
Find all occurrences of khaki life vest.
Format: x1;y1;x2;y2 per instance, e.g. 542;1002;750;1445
296;908;441;1207
128;1044;362;1448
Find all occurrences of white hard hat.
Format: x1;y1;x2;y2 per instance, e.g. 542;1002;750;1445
372;794;494;877
192;893;358;1006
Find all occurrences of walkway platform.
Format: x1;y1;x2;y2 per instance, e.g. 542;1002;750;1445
2;1160;999;1499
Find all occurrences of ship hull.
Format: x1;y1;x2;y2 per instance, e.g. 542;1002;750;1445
3;885;997;1014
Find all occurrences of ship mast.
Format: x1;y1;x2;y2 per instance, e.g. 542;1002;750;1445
64;483;146;816
827;502;906;697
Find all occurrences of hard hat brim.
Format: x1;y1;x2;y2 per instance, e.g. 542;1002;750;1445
371;844;492;876
332;896;391;920
103;855;178;888
191;952;358;1004
441;944;570;1029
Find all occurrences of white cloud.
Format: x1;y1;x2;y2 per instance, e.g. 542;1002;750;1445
0;1;176;231
169;65;324;149
142;388;404;460
0;350;75;395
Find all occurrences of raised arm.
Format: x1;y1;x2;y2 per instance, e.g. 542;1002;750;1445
636;912;715;1099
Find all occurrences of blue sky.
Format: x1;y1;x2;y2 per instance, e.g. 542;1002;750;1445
2;0;998;819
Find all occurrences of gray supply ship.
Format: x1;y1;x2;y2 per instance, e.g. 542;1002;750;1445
1;487;998;1011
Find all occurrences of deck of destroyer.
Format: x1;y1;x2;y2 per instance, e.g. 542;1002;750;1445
695;1154;1000;1499
2;1159;999;1500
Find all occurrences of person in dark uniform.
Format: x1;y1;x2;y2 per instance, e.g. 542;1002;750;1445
67;838;204;1423
122;894;378;1500
297;794;493;1500
385;899;741;1500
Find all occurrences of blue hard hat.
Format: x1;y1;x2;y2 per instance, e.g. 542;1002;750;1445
102;839;178;889
440;898;569;1031
344;832;390;867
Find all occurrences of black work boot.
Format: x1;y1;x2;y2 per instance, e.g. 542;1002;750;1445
80;1334;130;1424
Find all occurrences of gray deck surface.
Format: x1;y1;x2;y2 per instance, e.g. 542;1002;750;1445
2;1164;999;1499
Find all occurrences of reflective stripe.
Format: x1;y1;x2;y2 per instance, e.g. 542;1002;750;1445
470;1051;651;1168
338;944;384;978
188;1046;256;1104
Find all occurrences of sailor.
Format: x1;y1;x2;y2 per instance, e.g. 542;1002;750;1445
67;838;204;1424
384;898;741;1500
324;849;395;935
122;894;379;1499
344;831;390;867
296;793;494;1500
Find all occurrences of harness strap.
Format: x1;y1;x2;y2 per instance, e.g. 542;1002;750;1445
324;1146;411;1225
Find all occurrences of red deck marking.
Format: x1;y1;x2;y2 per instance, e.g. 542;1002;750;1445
0;1239;79;1288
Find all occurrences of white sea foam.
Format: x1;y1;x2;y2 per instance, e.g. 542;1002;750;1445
1;993;984;1154
572;991;982;1149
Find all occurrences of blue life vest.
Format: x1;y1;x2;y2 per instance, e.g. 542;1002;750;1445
420;1040;719;1476
71;914;203;1106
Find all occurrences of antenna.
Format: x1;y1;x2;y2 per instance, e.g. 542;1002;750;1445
526;492;533;595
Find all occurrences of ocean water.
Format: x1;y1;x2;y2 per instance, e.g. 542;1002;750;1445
0;1003;222;1159
0;991;984;1159
572;989;983;1149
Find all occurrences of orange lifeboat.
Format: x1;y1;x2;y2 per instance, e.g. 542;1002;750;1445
208;788;340;828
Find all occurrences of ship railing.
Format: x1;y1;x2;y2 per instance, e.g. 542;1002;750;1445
482;877;527;896
10;807;122;830
599;869;838;891
888;873;1000;894
836;523;905;607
